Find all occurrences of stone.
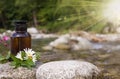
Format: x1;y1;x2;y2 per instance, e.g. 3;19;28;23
36;60;100;79
70;36;93;50
47;34;93;50
42;34;58;38
34;34;43;39
96;34;120;42
42;46;53;50
53;43;71;50
116;27;120;33
49;34;70;47
0;62;42;79
27;27;39;34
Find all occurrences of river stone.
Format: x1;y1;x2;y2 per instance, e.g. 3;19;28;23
27;27;39;34
0;62;42;79
36;60;100;79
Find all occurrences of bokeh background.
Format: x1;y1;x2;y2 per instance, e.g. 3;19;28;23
1;0;119;33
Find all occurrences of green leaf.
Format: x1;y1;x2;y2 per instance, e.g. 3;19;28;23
0;56;5;61
11;61;16;66
6;51;11;60
21;61;31;68
10;54;21;63
20;59;34;69
0;54;8;63
11;61;21;68
27;58;35;66
36;52;40;60
21;51;26;60
10;58;22;68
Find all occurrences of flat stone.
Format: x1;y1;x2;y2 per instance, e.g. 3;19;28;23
36;60;100;79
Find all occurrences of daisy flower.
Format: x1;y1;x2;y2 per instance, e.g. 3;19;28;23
15;48;37;63
24;48;37;63
15;51;23;60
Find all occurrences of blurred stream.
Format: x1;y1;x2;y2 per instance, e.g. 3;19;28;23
32;38;120;79
0;38;120;79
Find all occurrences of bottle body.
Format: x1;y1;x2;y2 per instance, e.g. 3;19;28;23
10;20;31;55
11;32;31;55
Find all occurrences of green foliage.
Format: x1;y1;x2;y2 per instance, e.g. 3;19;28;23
10;51;36;68
0;0;107;33
0;51;37;69
38;0;106;33
0;51;10;63
10;54;35;68
36;52;41;60
0;29;6;33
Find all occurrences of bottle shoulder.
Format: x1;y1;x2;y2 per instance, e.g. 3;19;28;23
11;32;31;37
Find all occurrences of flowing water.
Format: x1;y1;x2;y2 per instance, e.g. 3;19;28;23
32;39;120;79
1;38;120;79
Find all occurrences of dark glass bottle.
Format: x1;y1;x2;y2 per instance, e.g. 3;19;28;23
10;20;31;55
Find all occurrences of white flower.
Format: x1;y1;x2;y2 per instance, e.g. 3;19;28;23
24;48;37;63
15;48;37;63
15;51;23;60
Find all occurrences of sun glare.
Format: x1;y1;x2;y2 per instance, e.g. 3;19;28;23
103;0;120;25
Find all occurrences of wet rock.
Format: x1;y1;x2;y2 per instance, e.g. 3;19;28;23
70;36;93;50
116;27;120;33
42;46;53;50
31;34;43;39
96;34;120;42
33;34;58;39
49;34;70;47
36;60;100;79
45;34;93;50
53;43;71;50
48;34;70;50
27;27;39;34
70;31;105;42
0;62;42;79
41;34;58;38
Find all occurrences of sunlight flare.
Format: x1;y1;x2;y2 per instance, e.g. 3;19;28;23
103;0;120;25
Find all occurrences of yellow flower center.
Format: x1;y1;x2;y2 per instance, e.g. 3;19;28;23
28;55;32;59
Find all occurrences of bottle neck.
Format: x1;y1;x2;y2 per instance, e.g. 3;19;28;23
13;20;28;33
15;25;27;32
16;31;27;33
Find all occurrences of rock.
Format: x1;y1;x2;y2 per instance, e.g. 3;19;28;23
42;46;53;50
43;44;71;50
53;43;71;50
116;27;120;33
96;34;120;42
70;36;93;50
6;30;13;34
36;60;100;79
49;34;70;47
42;34;58;38
27;27;39;34
0;62;42;79
33;34;58;39
34;34;43;39
1;30;14;38
47;34;93;50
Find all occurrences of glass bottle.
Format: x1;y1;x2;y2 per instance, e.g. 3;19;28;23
10;20;31;55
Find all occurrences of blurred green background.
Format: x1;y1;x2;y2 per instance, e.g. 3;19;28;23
0;0;111;33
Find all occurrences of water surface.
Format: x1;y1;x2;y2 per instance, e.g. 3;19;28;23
32;39;120;79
